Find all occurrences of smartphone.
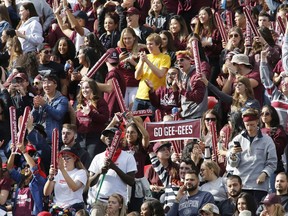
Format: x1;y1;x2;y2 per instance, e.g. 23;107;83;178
120;48;127;53
234;141;241;147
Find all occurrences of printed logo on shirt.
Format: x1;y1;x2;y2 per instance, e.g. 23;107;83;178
179;199;199;211
160;94;177;106
59;179;67;184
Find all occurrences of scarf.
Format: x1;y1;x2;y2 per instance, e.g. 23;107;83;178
105;148;122;162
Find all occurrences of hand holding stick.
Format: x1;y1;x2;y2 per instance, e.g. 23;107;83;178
52;128;59;174
95;131;121;202
209;121;218;163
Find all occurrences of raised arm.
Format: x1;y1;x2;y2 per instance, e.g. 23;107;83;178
282;21;288;72
52;0;73;38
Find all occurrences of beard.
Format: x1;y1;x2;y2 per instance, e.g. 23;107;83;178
186;184;197;192
229;189;241;198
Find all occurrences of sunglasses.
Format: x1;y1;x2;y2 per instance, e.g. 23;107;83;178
261;112;270;116
229;34;239;39
204;118;216;121
190;23;196;28
33;82;40;86
43;50;52;54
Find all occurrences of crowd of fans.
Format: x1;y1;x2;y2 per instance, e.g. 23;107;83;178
1;0;288;215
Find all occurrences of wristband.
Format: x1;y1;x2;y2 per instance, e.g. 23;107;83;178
48;176;54;181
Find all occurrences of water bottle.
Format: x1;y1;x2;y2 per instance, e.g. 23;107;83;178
172;107;178;116
64;62;71;72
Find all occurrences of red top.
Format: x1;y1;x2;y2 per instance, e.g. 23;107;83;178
104;67;127;118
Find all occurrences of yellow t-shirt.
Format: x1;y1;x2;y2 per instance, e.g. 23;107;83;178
135;53;171;100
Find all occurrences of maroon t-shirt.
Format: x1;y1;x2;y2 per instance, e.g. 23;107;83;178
123;145;148;178
76;98;109;134
14;187;34;216
0;177;12;191
163;0;179;14
103;67;127;118
116;47;140;87
245;70;264;106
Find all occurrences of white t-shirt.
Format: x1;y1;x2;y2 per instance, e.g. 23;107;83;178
75;28;90;52
53;168;87;208
88;151;137;205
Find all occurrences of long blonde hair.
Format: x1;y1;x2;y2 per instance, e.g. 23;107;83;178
232;76;254;110
273;204;285;216
8;36;23;71
119;27;139;54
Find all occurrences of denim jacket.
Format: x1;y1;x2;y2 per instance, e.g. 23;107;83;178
31;91;68;143
10;165;47;215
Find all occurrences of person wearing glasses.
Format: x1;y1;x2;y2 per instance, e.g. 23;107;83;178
44;147;88;214
176;48;209;119
33;74;43;96
200;109;221;151
146;67;181;117
260;105;287;192
31;74;68;145
220;27;245;76
227;108;277;204
37;43;67;96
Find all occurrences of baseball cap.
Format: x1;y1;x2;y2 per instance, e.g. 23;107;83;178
231;54;251;66
73;10;88;23
199;203;220;215
125;7;140;15
102;127;119;136
13;73;28;81
106;48;119;64
59;147;79;159
261;193;281;205
153;142;171;153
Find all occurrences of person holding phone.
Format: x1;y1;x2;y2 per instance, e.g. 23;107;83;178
116;27;142;110
167;170;214;216
227;108;277;205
